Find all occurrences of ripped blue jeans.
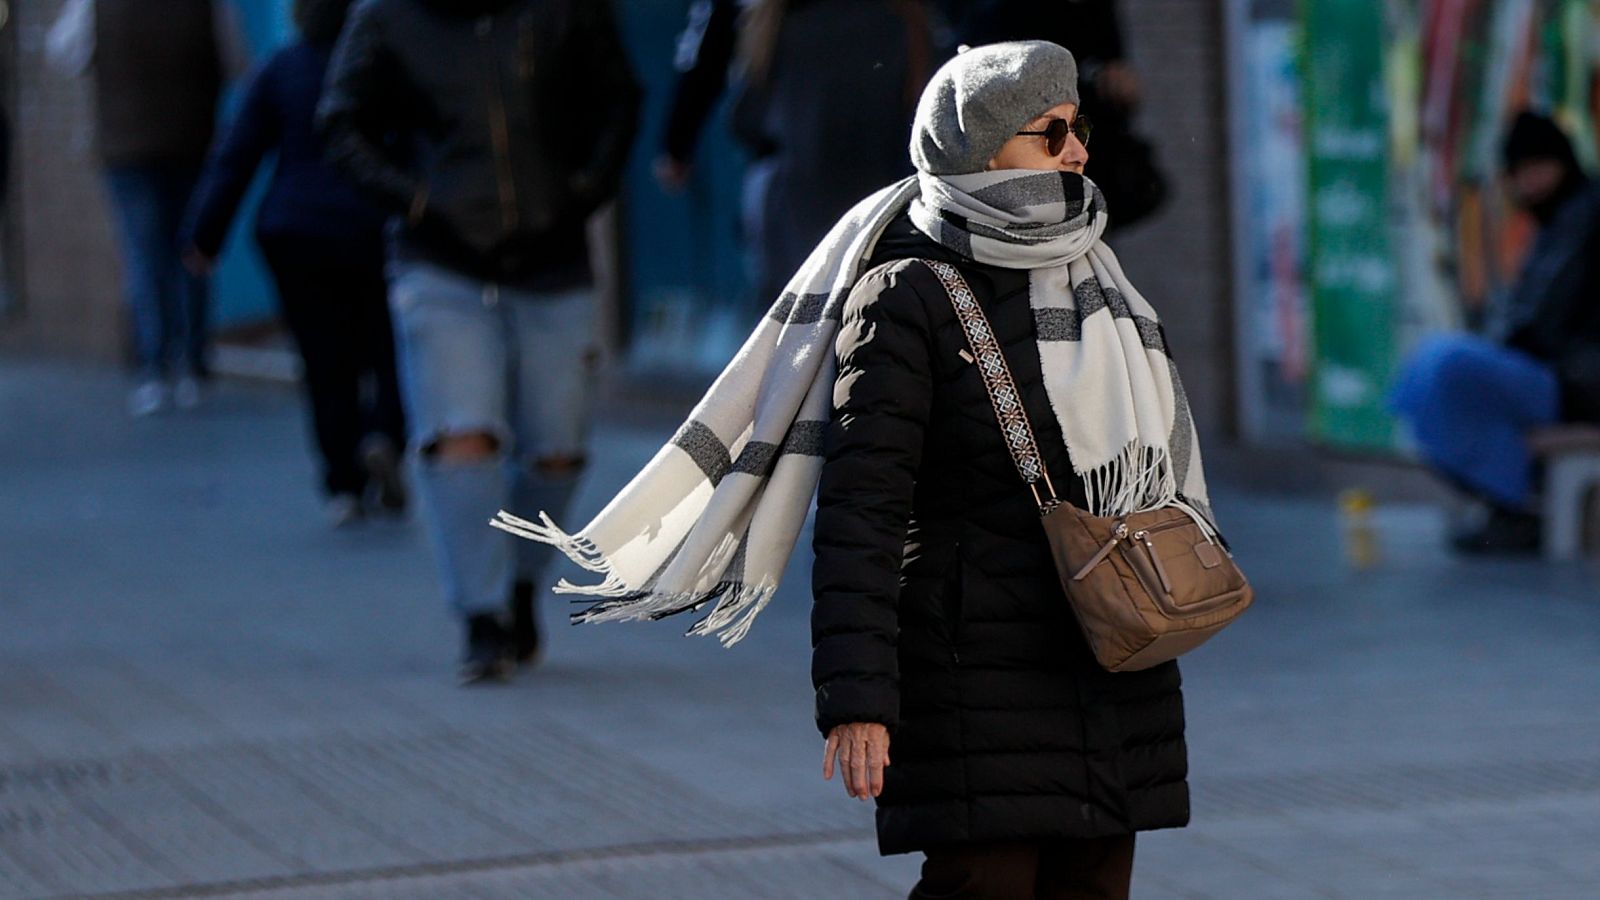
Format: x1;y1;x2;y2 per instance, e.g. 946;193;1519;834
388;261;596;617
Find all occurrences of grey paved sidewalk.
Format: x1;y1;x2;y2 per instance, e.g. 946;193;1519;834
2;359;1598;899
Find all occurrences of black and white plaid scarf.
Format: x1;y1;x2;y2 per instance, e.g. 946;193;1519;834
494;170;1213;645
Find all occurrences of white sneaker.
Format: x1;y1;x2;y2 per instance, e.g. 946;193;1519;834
128;380;167;417
173;375;202;410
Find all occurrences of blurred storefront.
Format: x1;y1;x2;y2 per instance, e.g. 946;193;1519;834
1226;0;1599;452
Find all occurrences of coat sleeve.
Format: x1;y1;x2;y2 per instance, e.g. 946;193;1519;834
317;0;423;216
659;0;740;165
184;57;281;258
565;0;644;216
811;262;935;736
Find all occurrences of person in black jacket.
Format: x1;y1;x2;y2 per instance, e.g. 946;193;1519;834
185;0;406;528
813;45;1189;899
320;0;641;684
495;41;1201;895
1390;112;1600;554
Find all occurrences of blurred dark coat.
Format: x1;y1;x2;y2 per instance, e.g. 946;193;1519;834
319;0;642;291
186;42;387;260
1499;178;1600;422
812;213;1189;855
731;0;932;301
961;0;1125;68
92;0;224;164
960;0;1171;231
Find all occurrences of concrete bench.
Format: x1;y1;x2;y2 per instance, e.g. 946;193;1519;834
1529;425;1600;560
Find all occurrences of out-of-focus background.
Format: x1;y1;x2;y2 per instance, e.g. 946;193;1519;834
1;1;1597;897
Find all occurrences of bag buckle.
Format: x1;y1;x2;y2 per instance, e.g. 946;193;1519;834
1029;470;1062;516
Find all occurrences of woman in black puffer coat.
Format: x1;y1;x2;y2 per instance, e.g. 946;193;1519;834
812;47;1189;900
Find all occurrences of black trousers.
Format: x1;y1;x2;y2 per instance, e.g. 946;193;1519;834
909;835;1136;900
259;235;405;497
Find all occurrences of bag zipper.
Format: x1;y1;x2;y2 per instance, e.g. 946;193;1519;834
1073;517;1187;587
1130;530;1173;594
1072;521;1129;581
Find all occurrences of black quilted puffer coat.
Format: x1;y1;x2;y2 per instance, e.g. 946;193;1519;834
811;212;1190;856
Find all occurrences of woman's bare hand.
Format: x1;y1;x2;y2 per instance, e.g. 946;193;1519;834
823;722;891;800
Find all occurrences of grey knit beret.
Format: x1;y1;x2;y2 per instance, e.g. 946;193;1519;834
910;41;1080;176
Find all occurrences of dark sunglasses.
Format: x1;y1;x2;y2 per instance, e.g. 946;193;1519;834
1015;115;1093;156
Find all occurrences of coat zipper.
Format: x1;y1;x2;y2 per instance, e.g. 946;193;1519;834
478;17;520;232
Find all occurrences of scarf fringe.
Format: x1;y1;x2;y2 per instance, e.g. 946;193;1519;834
571;580;777;648
686;582;777;647
489;510;613;575
1080;444;1220;543
494;503;777;646
1081;440;1178;519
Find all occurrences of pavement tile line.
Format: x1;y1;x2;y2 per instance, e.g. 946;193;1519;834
1193;756;1600;818
5;721;1600;898
52;829;877;900
6;360;1599;898
0;718;875;899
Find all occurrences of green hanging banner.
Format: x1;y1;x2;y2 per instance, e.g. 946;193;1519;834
1300;0;1397;450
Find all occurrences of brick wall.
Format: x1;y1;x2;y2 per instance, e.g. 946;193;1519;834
1;0;125;361
1109;0;1238;440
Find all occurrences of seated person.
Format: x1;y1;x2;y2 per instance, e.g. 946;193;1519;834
1391;112;1600;554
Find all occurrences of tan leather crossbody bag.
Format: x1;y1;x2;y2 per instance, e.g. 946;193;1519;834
922;260;1253;672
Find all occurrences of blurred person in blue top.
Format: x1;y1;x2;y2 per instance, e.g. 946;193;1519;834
184;0;407;528
46;0;249;415
1391;112;1600;555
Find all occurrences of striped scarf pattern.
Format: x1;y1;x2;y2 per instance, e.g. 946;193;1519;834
494;170;1213;645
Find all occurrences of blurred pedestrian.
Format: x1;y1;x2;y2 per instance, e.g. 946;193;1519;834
961;0;1169;232
729;0;935;304
320;0;641;683
183;0;406;528
654;0;744;193
1391;112;1600;554
500;42;1210;897
45;0;249;416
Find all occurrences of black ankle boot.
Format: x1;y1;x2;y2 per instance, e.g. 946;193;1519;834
460;613;515;684
360;435;408;516
509;580;543;667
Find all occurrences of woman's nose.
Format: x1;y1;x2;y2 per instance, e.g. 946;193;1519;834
1062;136;1089;168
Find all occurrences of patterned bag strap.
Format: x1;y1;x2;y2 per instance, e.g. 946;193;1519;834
919;260;1062;515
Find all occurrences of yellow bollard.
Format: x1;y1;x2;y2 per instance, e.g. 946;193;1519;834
1339;488;1381;570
